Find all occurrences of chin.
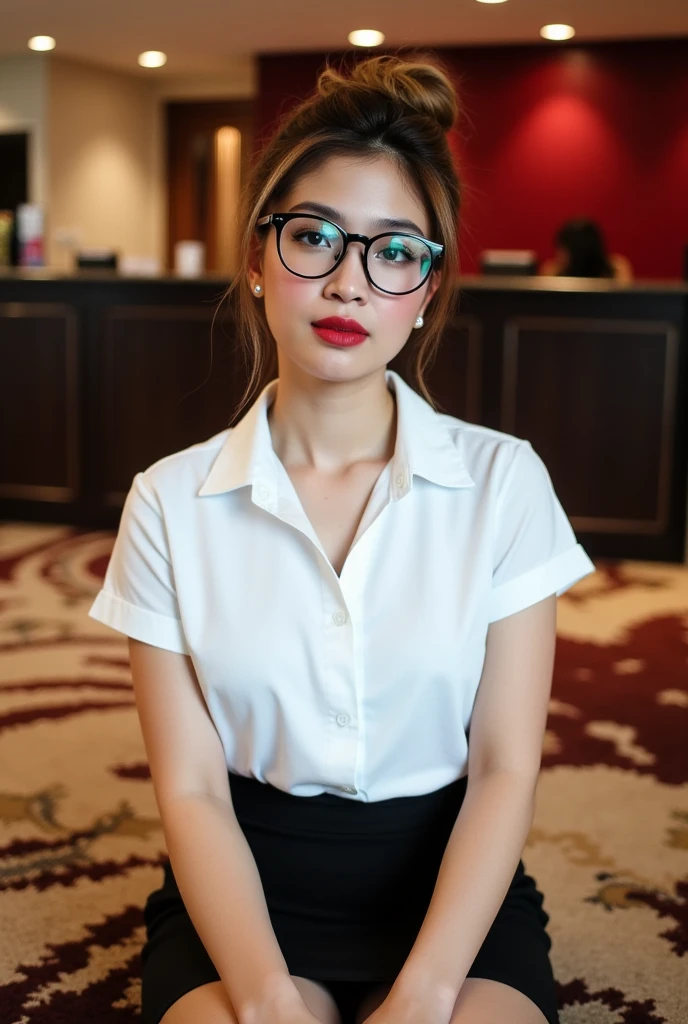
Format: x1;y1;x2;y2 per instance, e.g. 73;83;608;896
284;348;379;385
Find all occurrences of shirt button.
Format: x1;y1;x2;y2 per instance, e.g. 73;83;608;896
336;712;350;727
332;610;347;626
257;485;269;501
395;473;405;488
336;785;357;794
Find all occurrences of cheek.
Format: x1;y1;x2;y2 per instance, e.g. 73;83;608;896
264;265;317;334
394;295;421;319
382;296;422;334
272;275;313;308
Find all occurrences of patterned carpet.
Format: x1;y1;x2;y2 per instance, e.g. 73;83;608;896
0;521;686;1024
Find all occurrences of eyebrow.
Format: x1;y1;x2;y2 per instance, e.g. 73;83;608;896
287;201;427;237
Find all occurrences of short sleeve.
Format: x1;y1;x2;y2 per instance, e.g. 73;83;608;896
487;440;596;623
88;472;190;654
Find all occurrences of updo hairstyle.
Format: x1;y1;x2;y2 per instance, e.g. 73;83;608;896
220;51;463;422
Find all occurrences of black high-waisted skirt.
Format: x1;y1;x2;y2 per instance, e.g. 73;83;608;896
140;770;560;1024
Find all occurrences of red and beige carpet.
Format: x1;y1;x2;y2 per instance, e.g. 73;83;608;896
0;522;686;1024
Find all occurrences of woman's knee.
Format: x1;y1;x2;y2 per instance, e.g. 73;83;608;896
449;978;549;1024
354;984;393;1024
159;974;345;1024
291;976;343;1024
159;980;239;1024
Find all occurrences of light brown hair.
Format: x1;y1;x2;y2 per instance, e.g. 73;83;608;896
219;50;462;424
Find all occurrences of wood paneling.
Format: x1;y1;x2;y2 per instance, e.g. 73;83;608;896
500;317;679;534
0;302;79;501
0;272;686;562
101;304;237;504
390;315;483;424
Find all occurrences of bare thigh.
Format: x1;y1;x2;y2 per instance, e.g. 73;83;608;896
355;984;392;1024
450;978;549;1024
354;979;549;1024
160;975;342;1024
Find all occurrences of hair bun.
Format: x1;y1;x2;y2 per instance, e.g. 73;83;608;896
317;53;459;133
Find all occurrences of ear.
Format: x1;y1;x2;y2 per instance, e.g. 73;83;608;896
248;232;265;289
421;270;442;314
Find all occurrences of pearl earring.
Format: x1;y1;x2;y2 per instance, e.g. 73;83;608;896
414;314;424;329
254;284;262;294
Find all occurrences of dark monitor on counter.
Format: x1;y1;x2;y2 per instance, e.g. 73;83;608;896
480;250;538;276
77;250;118;270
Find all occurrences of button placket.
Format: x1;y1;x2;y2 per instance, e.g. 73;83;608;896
322;576;359;796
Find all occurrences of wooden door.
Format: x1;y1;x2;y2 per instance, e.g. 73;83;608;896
166;100;255;273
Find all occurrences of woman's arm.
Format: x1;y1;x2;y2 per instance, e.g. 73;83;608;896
611;253;634;283
538;255;562;276
387;594;558;1007
129;639;304;1023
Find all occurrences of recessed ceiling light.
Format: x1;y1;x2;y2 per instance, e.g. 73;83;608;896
475;0;509;4
348;29;385;47
138;50;168;68
28;36;56;51
540;24;575;41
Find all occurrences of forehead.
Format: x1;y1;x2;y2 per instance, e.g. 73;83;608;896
283;153;430;234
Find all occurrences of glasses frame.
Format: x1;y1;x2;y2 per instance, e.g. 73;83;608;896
255;212;444;296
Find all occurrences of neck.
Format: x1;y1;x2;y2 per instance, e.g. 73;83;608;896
266;368;397;475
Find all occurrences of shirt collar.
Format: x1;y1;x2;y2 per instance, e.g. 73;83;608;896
197;368;475;499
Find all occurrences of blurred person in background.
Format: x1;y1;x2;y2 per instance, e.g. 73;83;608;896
540;218;633;281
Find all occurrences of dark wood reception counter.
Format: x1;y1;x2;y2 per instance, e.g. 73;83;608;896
1;268;687;562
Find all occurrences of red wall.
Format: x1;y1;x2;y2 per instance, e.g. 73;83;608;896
256;39;688;280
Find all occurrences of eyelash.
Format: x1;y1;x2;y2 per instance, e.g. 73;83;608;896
293;231;418;262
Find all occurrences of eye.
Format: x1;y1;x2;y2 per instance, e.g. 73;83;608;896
292;230;332;248
378;243;417;263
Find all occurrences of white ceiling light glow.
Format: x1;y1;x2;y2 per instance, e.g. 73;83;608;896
138;50;168;68
348;29;385;47
475;0;509;5
28;36;56;51
540;24;576;41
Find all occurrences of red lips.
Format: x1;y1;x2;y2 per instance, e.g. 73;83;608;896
312;317;369;335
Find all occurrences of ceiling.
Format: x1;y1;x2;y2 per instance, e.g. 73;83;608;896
1;0;687;77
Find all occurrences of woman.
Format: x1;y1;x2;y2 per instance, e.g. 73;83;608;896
89;53;596;1024
540;218;633;281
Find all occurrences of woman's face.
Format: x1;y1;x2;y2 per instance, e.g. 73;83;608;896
250;152;441;386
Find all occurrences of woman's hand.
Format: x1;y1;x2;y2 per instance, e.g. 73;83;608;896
271;1007;331;1024
243;1003;325;1024
239;988;330;1024
360;986;455;1024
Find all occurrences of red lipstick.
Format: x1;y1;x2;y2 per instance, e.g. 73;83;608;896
311;316;369;347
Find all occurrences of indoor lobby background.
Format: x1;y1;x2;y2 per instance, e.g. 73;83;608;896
1;2;687;1022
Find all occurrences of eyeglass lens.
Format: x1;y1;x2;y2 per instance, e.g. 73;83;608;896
278;216;433;293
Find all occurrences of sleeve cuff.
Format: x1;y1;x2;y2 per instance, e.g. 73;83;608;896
88;589;190;655
487;544;596;623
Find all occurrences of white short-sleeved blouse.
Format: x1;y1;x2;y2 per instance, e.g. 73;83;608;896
88;369;596;802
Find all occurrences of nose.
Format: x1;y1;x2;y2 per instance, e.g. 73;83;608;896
323;239;369;302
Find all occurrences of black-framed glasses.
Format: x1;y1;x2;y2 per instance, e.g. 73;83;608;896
255;212;444;295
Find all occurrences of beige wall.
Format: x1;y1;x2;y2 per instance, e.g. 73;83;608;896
0;52;255;270
47;57;162;270
48;57;257;270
